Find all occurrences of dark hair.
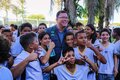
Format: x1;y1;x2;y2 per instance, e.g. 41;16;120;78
20;32;37;50
38;23;47;28
62;47;74;57
19;22;32;32
75;30;85;38
10;24;14;27
10;24;18;30
38;32;50;45
76;22;83;27
0;35;10;63
113;28;120;37
0;25;4;29
14;25;18;30
1;29;11;34
100;28;111;42
100;28;111;36
86;24;97;44
56;10;67;18
38;32;50;40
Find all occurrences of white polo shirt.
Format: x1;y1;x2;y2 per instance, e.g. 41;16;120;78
54;64;89;80
13;50;43;80
98;43;117;74
74;47;96;80
0;64;13;80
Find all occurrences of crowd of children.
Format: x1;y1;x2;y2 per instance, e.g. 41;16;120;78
0;10;120;80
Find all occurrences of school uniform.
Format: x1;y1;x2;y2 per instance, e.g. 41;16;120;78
13;50;43;80
114;40;120;80
11;37;23;57
0;64;13;80
54;64;89;80
98;43;117;80
74;47;96;80
39;47;50;80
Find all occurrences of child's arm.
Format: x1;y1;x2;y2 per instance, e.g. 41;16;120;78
75;59;85;65
86;41;107;64
114;54;118;77
81;56;98;72
43;57;65;73
39;42;55;64
11;53;38;78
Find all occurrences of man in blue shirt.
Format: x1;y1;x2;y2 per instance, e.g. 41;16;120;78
46;10;69;64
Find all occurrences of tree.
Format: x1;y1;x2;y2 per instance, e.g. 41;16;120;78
64;0;77;25
19;0;26;22
98;0;105;30
0;0;11;24
104;0;120;28
11;5;21;21
84;0;99;25
27;14;45;20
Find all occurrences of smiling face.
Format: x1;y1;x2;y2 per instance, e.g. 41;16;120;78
85;26;94;37
40;34;50;46
56;13;69;29
101;31;110;42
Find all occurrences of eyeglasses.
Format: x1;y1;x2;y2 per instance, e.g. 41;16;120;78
58;17;68;19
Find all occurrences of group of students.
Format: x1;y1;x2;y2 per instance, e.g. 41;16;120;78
0;10;120;80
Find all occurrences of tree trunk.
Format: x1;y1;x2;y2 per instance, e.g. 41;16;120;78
5;9;8;25
64;0;77;25
98;0;105;30
87;0;98;25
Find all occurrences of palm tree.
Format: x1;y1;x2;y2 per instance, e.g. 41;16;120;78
63;0;77;25
19;0;26;22
98;0;105;30
84;0;99;25
104;0;120;28
0;0;11;24
11;5;21;21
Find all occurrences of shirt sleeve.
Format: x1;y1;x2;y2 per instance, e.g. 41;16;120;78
13;57;24;67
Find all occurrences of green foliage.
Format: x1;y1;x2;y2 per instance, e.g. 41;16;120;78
27;14;45;20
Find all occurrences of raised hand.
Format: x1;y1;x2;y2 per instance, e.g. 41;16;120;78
48;41;55;50
86;39;93;48
81;55;88;62
26;52;39;62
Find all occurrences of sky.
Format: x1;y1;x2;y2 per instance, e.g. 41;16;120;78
0;0;120;23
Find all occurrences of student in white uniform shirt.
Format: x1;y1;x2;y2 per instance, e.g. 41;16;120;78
98;29;118;80
0;35;13;80
11;23;32;58
74;30;106;80
11;32;43;80
38;32;55;80
43;47;97;80
112;28;120;80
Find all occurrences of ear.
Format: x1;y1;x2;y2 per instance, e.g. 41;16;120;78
92;31;94;34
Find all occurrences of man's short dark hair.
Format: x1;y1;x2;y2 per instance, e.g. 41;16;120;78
56;10;67;18
20;32;37;50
